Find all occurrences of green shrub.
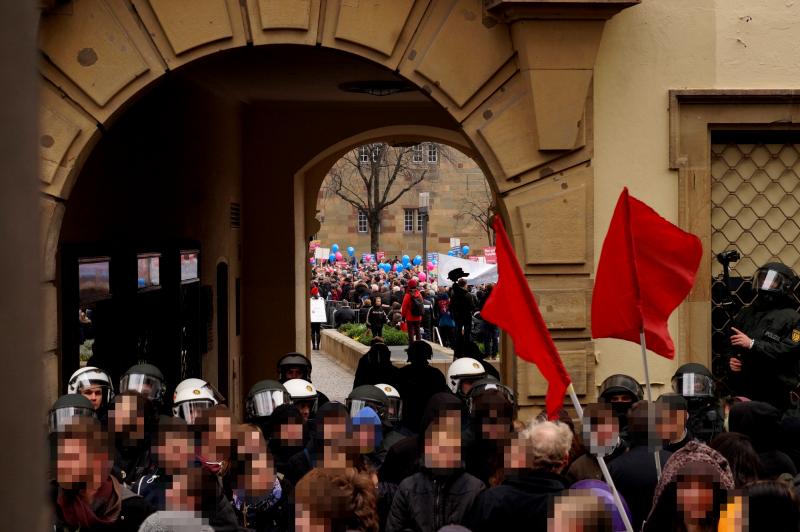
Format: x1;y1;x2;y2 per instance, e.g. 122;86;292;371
337;323;408;346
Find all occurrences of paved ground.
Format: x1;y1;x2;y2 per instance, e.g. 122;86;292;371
309;350;354;403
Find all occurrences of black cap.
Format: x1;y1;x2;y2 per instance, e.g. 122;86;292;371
406;340;433;361
123;363;164;381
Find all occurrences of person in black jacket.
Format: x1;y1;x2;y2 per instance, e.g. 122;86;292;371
353;339;400;388
466;419;572;532
608;401;672;532
395;341;449;434
333;304;356;328
386;394;484;532
727;262;800;412
109;392;157;489
366;296;388;338
449;275;475;348
728;400;798;479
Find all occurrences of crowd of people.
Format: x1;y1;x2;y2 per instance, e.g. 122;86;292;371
310;260;499;357
47;261;800;531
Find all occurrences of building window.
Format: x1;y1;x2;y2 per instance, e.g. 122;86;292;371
413;144;423;163
357;211;368;233
416;209;424;232
404;209;415;232
427;143;438;163
359;146;370;164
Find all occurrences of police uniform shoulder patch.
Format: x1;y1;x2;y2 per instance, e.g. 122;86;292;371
792;329;800;343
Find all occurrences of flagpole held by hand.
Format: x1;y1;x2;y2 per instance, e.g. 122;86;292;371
567;384;633;532
639;329;663;481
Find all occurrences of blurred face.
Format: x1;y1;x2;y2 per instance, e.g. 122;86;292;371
155;431;194;475
355;424;377;453
677;477;714;523
323;415;349;444
165;473;198;512
460;378;480;396
296;507;327;532
375;297;381;306
111;395;144;440
296;402;312;422
657;406;687;442
505;436;528;469
244;451;275;495
425;412;461;469
80;385;104;410
279;420;304;446
481;415;511;441
56;436;91;488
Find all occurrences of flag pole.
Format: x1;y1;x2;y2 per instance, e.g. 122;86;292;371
567;384;633;532
639;328;663;480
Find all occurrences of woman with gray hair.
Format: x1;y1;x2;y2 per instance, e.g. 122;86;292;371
465;420;572;532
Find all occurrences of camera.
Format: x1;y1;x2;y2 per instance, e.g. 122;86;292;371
716;250;740;265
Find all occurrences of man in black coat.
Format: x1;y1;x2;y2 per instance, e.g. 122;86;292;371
394;341;449;434
465;419;571;532
353;340;400;388
448;269;475;347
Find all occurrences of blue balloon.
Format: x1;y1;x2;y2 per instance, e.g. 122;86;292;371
331;243;340;253
402;254;410;263
395;264;404;272
447;250;455;256
347;246;355;256
328;254;336;263
462;245;470;255
413;255;422;266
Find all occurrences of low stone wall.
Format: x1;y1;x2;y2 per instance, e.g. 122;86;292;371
320;329;502;383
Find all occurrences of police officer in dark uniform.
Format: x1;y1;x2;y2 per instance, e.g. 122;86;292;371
727;262;800;411
276;352;330;406
598;374;643;443
672;363;723;443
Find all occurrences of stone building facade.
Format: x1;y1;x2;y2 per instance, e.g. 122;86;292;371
314;145;492;259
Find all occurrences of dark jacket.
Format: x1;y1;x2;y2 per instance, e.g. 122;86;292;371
334;305;356;327
728;304;800;410
465;470;567;532
728;401;798;479
386;468;484;532
53;482;154;532
353;343;400;388
395;363;449;434
448;284;475;322
608;445;672;531
367;306;389;329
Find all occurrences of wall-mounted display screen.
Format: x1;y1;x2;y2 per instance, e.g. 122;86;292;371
78;258;110;303
181;251;199;283
137;253;161;290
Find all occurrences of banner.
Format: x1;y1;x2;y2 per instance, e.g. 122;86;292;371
427;252;438;263
437;254;497;287
309;239;321;253
483;246;496;264
314;247;330;260
361;253;375;263
310;298;327;323
376;251;385;261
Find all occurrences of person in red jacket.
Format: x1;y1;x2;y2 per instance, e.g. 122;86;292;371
401;279;423;344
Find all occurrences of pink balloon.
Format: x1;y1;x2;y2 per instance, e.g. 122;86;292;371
418;272;427;282
309;257;315;264
427;262;435;271
335;251;343;261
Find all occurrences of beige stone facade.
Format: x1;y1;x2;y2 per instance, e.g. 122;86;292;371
314;147;492;259
28;0;800;419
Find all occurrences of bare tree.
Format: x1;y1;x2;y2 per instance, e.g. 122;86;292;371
324;142;446;252
457;177;497;246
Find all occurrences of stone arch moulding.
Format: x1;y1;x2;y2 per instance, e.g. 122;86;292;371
38;0;639;408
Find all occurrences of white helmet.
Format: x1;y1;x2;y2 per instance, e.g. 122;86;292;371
284;378;319;419
447;358;487;396
375;383;402;423
172;378;222;423
67;366;114;408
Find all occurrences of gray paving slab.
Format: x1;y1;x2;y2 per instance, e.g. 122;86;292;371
309;350;354;404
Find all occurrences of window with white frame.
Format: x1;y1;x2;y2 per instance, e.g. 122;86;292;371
359;146;370;164
357;211;368;233
412;144;423;163
404;209;415;233
427;143;438;163
416;209;424;232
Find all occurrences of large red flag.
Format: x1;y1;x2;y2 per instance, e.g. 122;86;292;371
481;216;571;419
592;188;702;359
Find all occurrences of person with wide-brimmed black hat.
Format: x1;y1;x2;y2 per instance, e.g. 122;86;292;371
448;268;475;348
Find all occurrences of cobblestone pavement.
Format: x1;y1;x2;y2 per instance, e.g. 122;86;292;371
309;350;354;403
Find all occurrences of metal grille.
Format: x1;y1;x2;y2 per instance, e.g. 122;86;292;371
710;142;800;382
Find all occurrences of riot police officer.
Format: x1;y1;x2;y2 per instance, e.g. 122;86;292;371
598;374;643;438
672;363;723;443
277;353;330;406
727;262;800;411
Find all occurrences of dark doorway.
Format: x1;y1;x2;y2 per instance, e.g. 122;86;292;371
217;263;229;400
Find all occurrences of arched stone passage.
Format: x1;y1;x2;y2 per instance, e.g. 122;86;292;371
39;0;637;412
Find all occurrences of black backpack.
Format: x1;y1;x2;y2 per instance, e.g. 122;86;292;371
410;294;424;317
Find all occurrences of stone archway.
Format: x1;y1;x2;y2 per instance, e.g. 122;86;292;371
38;0;637;411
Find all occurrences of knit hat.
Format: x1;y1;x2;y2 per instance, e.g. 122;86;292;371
408;279;418;288
352;406;383;449
311;287;319;296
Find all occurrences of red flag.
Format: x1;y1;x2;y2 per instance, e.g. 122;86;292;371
592;188;702;359
481;216;571;419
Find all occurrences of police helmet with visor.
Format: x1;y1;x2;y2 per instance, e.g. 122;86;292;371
374;383;402;423
277;353;312;382
752;262;797;299
246;379;290;421
48;394;96;434
347;385;389;422
172;378;224;424
599;374;643;403
672;363;714;398
284;378;319;416
447;357;487;396
120;363;165;403
67;366;115;408
467;377;517;416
